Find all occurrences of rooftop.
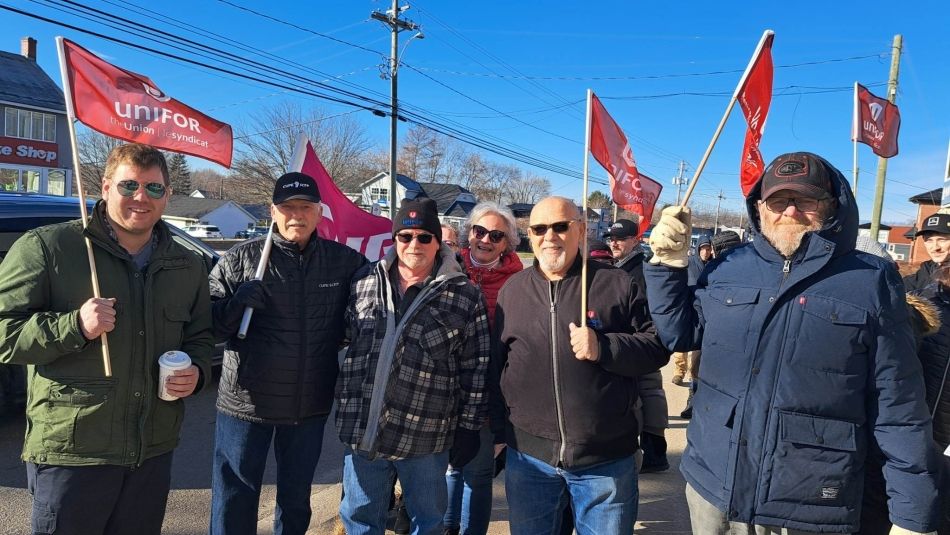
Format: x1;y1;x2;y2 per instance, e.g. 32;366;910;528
0;50;66;113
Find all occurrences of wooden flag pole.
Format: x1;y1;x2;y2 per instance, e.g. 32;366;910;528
56;36;111;377
237;134;309;339
680;29;774;207
580;89;593;327
852;82;860;197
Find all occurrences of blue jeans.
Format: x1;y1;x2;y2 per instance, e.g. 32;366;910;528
444;425;495;534
340;447;449;535
210;412;327;535
505;448;638;535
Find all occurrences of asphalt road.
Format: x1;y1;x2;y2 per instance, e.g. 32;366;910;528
0;363;692;534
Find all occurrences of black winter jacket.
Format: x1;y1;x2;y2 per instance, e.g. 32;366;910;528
210;232;367;424
904;260;942;292
914;286;950;449
492;256;669;468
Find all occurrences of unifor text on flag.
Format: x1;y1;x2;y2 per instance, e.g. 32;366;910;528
589;93;662;233
61;38;233;167
737;32;774;196
853;83;900;158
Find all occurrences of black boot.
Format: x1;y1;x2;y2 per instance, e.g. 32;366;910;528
639;432;670;473
392;504;411;535
680;384;695;420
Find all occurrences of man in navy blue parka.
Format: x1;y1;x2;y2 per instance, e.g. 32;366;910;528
643;152;940;534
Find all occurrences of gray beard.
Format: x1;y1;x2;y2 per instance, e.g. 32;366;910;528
761;219;823;258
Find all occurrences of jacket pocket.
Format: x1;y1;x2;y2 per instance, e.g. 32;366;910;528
148;398;182;450
767;411;860;506
686;378;738;484
702;287;759;354
42;379;115;454
159;306;191;353
793;297;868;374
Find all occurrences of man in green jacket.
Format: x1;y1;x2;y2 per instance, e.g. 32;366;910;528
0;143;213;535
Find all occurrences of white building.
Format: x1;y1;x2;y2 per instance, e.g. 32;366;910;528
163;195;257;239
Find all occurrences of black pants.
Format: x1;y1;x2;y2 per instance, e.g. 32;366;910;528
26;451;174;535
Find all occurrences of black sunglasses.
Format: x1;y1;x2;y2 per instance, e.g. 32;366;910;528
763;197;822;214
529;220;576;236
472;224;506;244
115;180;167;199
395;232;435;244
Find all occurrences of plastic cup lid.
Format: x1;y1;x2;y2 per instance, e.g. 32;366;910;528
159;350;191;368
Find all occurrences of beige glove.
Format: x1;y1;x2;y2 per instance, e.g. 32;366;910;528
888;526;936;535
648;206;692;268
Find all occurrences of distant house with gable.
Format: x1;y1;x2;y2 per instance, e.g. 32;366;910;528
357;172;477;226
163;195;257;238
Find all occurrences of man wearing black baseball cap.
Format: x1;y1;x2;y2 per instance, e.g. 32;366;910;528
208;171;368;535
645;152;940;534
905;212;950;291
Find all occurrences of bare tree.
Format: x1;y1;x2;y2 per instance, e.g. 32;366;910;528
230;102;374;203
504;172;551;204
76;129;123;197
190;169;228;198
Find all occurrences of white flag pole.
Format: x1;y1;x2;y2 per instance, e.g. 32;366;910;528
237;134;310;339
56;36;112;377
852;82;860;196
580;89;593;327
680;29;774;207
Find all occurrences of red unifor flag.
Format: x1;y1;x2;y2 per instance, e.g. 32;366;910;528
589;93;662;233
852;84;900;158
61;38;233;167
298;140;393;261
737;32;774;196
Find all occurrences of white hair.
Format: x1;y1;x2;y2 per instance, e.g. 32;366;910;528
462;201;521;252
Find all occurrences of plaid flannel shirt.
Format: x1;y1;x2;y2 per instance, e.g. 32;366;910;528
335;247;490;460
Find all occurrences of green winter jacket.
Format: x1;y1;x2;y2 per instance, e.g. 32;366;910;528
0;202;213;467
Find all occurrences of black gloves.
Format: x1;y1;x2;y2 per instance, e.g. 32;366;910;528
230;280;269;310
449;428;481;469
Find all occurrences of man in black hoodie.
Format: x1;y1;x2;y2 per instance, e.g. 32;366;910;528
492;197;669;535
905;212;950;292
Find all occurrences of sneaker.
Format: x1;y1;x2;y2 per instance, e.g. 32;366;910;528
672;375;685;386
392;504;411;535
443;528;461;535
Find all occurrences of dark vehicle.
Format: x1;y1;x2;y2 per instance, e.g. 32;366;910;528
234;226;269;240
0;193;223;415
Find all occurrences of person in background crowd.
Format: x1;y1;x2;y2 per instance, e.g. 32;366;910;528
337;198;490;535
710;231;742;259
588;238;614;265
208;172;367;535
604;218;670;472
444;201;522;535
0;144;213;535
442;224;460;254
905;212;950;292
645;151;941;534
860;265;950;535
493;198;669;534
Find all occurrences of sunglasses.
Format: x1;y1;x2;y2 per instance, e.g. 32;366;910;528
115;180;167;199
529;220;576;236
443;240;459;248
395;232;435;244
763;197;822;214
472;225;506;244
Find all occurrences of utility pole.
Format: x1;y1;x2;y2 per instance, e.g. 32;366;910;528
869;34;902;241
672;160;687;205
372;1;421;217
714;189;725;233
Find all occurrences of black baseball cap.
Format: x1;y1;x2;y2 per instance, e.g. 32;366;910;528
760;152;834;201
915;213;950;237
603;219;639;240
272;172;321;204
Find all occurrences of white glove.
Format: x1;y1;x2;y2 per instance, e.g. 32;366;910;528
648;206;692;268
889;526;936;535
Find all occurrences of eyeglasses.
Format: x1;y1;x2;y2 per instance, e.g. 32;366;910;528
443;240;459;248
605;236;632;243
395;232;435;244
529;220;577;236
472;224;506;244
114;180;167;199
763;197;822;214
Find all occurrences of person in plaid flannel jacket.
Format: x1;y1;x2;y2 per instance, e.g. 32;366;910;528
336;198;491;535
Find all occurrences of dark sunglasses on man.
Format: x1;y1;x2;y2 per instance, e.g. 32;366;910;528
114;179;168;199
529;220;576;236
472;225;506;244
395;232;435;244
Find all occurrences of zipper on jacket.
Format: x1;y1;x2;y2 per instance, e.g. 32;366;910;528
294;251;306;424
549;281;568;466
782;260;790;278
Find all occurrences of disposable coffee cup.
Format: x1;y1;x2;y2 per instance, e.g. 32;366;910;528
158;350;191;401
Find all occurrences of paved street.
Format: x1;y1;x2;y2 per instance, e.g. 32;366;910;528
0;363;692;534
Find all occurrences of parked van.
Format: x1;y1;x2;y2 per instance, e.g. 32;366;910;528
183;223;223;239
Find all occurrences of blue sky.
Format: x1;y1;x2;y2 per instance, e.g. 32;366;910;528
3;0;948;223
